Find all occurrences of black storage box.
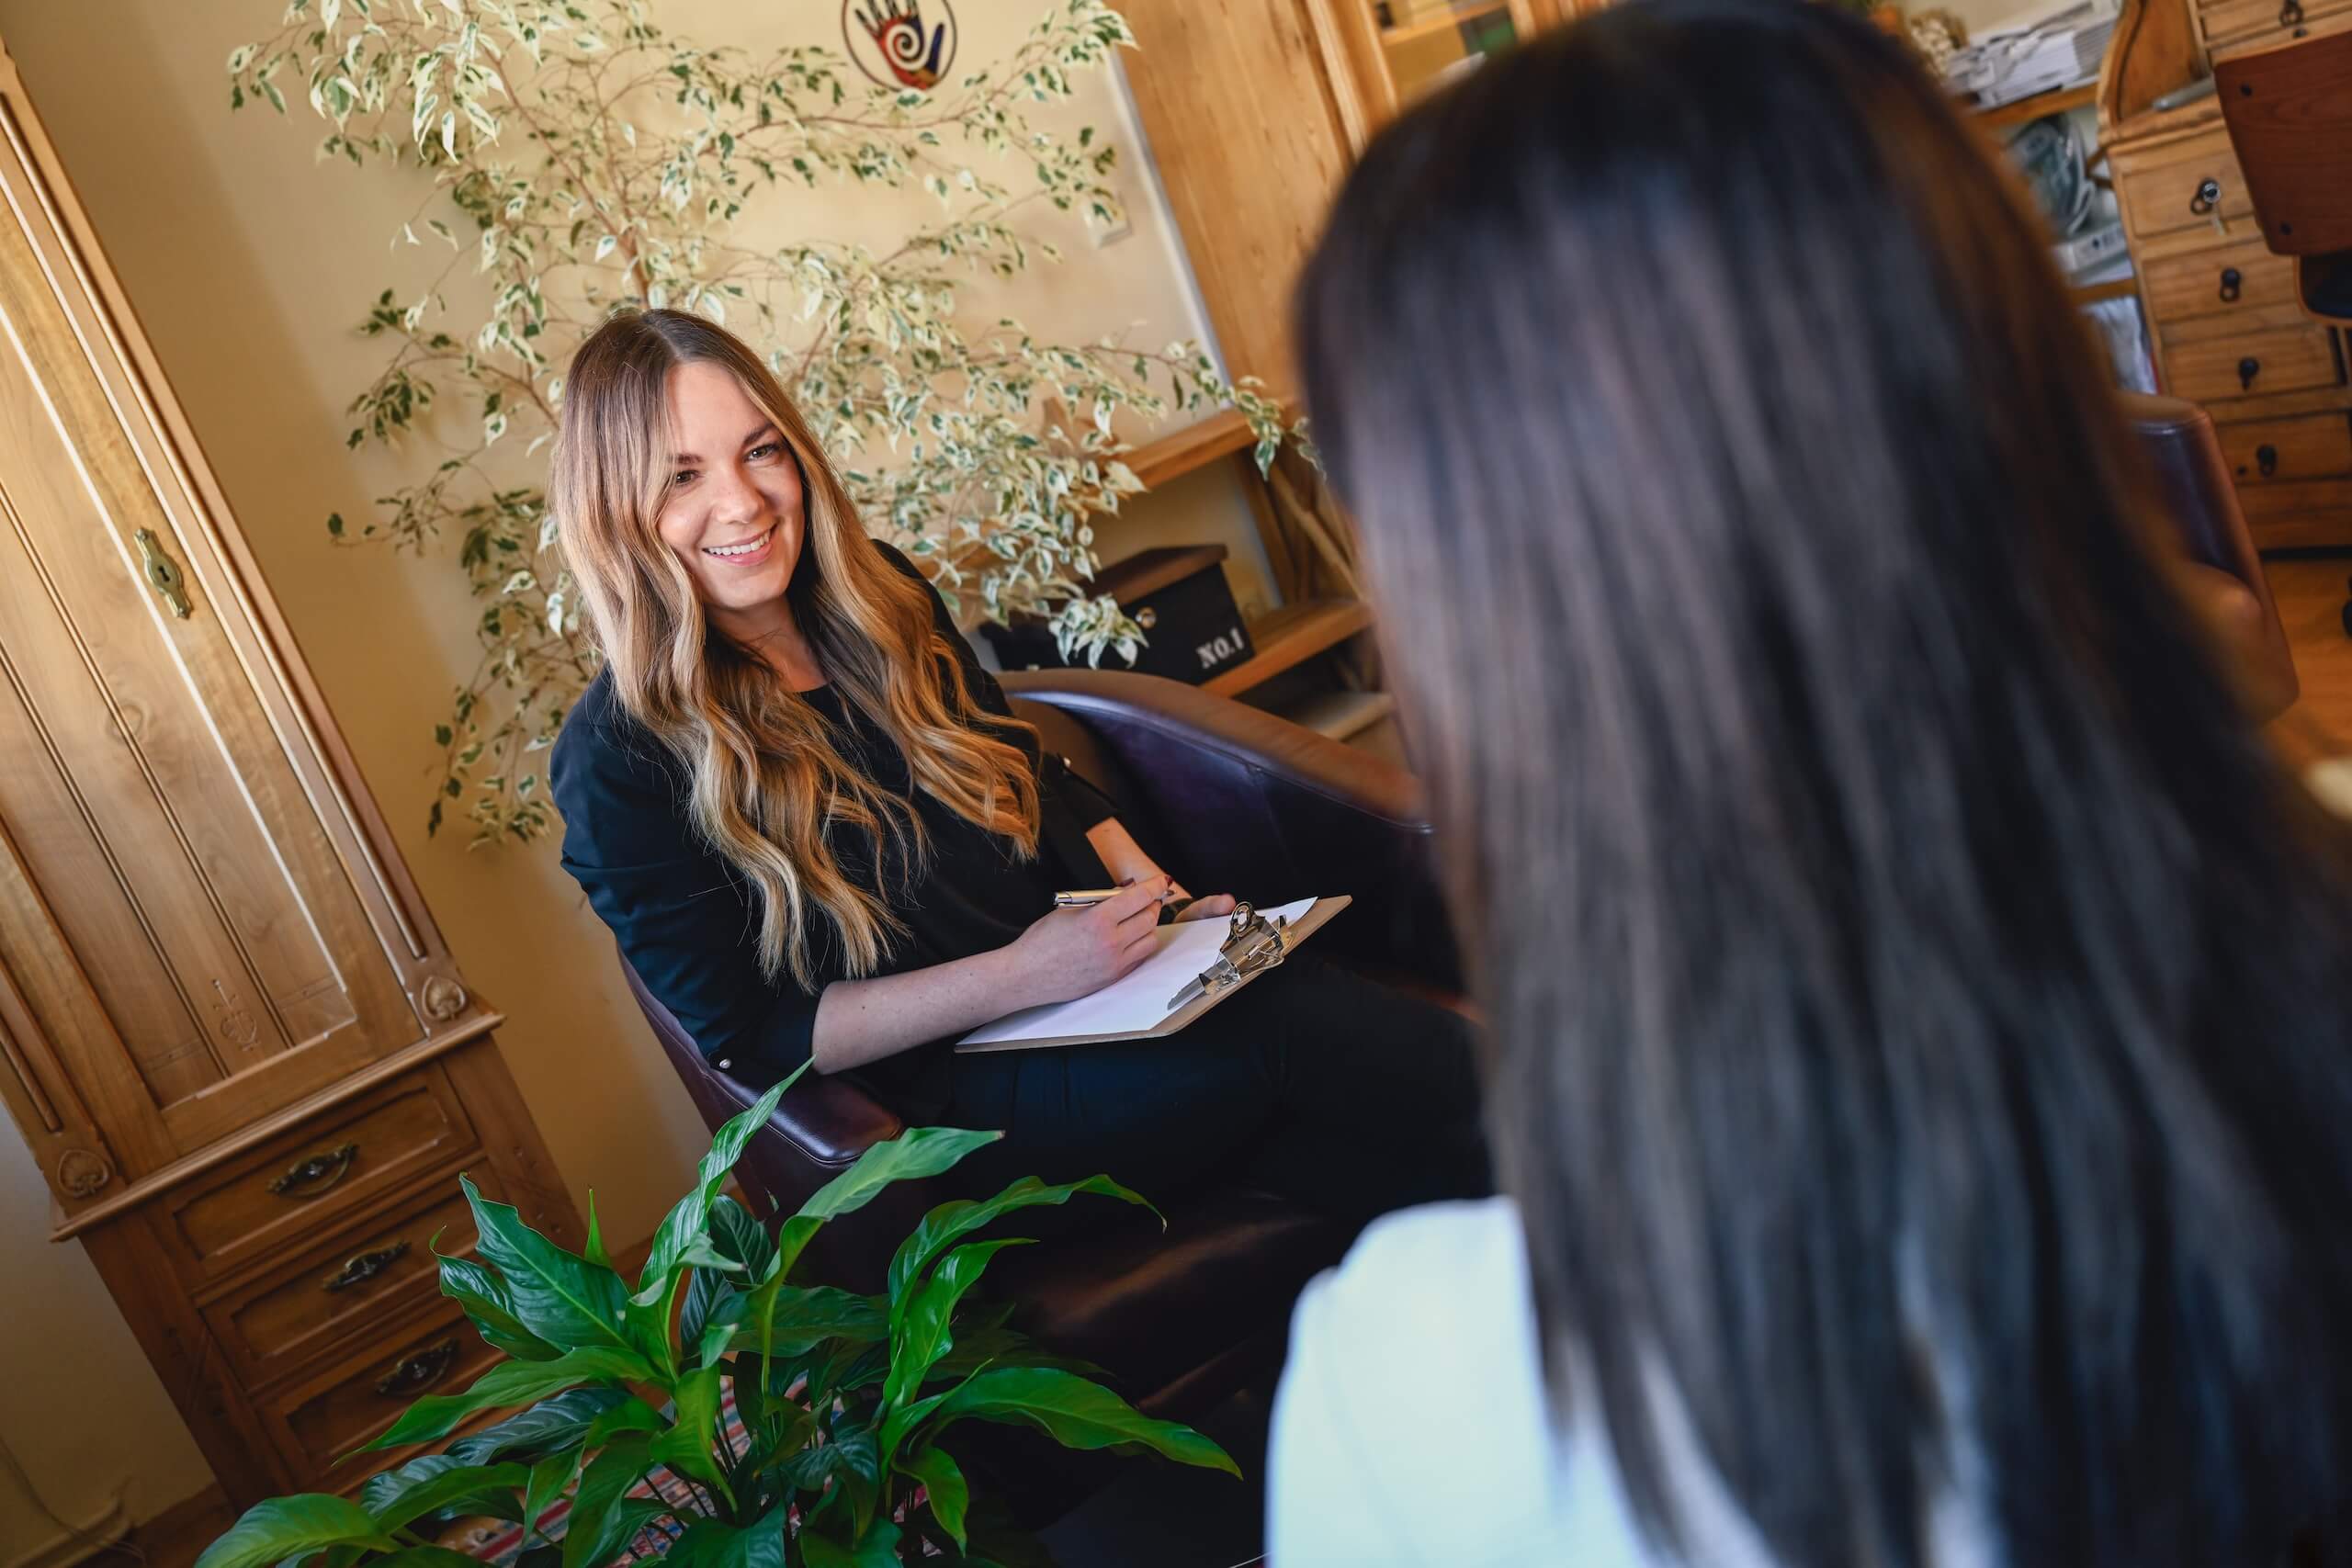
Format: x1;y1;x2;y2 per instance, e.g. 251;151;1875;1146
979;544;1256;685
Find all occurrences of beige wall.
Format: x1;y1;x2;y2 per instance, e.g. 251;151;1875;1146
0;0;1259;1530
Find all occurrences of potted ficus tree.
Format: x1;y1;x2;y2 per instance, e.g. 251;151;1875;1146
193;1070;1235;1568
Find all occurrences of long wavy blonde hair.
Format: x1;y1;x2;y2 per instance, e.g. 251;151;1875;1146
553;308;1040;987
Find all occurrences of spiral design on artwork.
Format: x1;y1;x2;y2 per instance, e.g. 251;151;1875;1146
878;17;929;73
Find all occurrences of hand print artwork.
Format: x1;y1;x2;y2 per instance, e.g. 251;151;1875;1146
847;0;959;90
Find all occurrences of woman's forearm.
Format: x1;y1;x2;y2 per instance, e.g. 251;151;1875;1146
808;945;1029;1074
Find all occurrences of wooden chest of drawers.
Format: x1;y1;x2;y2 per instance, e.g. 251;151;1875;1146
2111;116;2352;549
0;34;581;1510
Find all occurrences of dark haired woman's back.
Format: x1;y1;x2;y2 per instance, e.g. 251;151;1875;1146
1269;0;2352;1564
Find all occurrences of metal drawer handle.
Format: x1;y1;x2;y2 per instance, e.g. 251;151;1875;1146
2219;266;2243;303
375;1339;458;1397
2257;444;2278;478
2281;0;2304;24
2189;177;2222;216
266;1141;357;1198
322;1240;409;1293
2238;356;2262;391
134;530;193;620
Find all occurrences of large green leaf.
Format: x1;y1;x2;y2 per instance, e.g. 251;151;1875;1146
738;1403;820;1486
366;1462;528;1533
632;1077;796;1309
562;1498;667;1568
463;1176;633;1354
582;1395;669;1450
436;1253;560;1363
357;1346;656;1455
648;1365;728;1492
797;1520;899;1568
731;1284;886;1363
882;1239;1030;1411
193;1495;390;1568
932;1369;1238;1477
581;1190;617;1271
659;1503;786;1568
796;1128;1001;1223
520;1450;576;1546
887;1176;1153;1303
923;1327;1106;1388
707;1195;776;1280
446;1387;633;1465
896;1443;970;1549
560;1438;653;1568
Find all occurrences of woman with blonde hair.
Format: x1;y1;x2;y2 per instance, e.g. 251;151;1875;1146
547;307;1485;1218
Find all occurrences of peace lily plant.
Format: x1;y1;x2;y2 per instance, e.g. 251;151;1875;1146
193;1071;1235;1568
228;0;1294;846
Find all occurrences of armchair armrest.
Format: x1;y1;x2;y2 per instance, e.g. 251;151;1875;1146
617;947;939;1288
1002;668;1460;991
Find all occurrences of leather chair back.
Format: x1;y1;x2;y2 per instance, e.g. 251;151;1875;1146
2122;392;2299;716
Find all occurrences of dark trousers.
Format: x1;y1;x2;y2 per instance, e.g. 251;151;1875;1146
938;954;1489;1224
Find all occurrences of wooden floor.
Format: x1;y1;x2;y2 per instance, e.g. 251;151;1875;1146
2267;554;2352;769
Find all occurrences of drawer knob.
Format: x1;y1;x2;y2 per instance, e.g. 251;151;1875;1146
375;1339;458;1397
2281;0;2304;23
2257;444;2279;478
2189;178;2222;217
2219;267;2243;303
322;1240;409;1293
2238;356;2262;391
266;1141;358;1198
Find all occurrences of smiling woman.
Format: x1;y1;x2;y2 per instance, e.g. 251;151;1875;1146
546;308;1487;1226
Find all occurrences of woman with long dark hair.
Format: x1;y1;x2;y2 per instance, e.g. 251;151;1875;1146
545;309;1485;1229
1272;2;2352;1563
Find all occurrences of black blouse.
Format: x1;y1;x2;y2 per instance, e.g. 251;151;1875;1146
549;544;1116;1110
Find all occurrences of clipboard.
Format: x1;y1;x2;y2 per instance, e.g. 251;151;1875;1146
955;895;1352;1054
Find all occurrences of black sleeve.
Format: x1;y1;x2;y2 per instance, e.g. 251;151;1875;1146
549;708;836;1080
873;539;1119;829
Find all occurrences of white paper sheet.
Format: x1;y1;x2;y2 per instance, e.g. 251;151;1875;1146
956;897;1323;1047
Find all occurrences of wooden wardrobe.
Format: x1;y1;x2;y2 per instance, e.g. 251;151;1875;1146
0;37;579;1507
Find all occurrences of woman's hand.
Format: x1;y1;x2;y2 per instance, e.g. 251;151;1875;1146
1004;877;1171;1009
1084;817;1238;924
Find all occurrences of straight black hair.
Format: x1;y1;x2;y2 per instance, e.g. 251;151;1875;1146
1297;4;2352;1566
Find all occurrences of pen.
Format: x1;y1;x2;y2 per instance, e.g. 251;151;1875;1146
1054;886;1197;920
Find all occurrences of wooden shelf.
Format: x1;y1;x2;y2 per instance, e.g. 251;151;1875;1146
1972;81;2098;130
1380;0;1509;48
1121;409;1268;490
1204;598;1374;697
1276;687;1396;741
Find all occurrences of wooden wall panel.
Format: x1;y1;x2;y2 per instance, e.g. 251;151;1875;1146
1116;0;1360;400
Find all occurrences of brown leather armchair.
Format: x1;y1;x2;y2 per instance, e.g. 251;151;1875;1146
617;668;1457;1428
2123;391;2302;716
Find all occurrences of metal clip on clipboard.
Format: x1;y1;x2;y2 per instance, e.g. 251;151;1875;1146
1166;901;1294;1013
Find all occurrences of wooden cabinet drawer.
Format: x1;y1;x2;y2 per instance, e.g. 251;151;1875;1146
2115;130;2254;241
262;1302;501;1479
2143;239;2300;329
2162;324;2343;403
200;1183;485;1389
2216;412;2352;486
156;1068;478;1281
2208;0;2352;56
